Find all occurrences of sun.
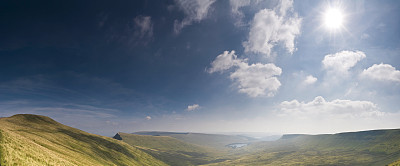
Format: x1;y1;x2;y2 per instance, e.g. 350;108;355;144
323;8;344;30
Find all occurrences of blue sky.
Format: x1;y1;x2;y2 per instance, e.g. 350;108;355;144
1;0;399;136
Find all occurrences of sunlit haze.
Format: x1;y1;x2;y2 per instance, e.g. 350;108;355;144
324;8;344;30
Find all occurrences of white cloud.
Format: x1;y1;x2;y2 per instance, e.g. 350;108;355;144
303;75;317;85
360;63;400;83
276;0;294;16
146;116;152;120
173;0;216;34
207;50;243;73
278;96;384;118
187;104;200;111
361;33;370;39
322;50;366;73
243;0;301;57
230;0;250;15
229;0;251;26
208;50;282;97
134;15;153;39
231;63;282;97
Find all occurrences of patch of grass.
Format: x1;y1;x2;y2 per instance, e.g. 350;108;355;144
389;158;400;166
0;114;167;166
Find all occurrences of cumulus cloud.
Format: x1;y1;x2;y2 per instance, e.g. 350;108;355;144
208;50;282;97
187;104;200;111
278;96;384;118
173;0;216;34
360;63;400;83
134;15;153;39
231;63;282;97
146;116;152;120
243;0;301;57
207;50;243;73
322;50;366;73
303;75;317;85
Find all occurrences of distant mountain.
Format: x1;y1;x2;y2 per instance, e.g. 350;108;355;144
280;134;309;139
0;114;166;166
206;129;400;166
133;131;255;150
134;131;190;136
115;132;226;166
120;131;262;165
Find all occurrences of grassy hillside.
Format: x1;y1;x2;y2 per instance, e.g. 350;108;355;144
0;114;167;166
205;129;400;166
390;159;400;166
116;132;227;166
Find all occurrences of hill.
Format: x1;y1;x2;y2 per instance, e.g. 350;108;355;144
133;131;256;150
115;132;227;165
205;129;400;165
0;114;166;166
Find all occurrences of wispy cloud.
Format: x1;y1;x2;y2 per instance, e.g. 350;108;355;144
243;0;301;57
173;0;216;34
0;101;118;119
278;96;384;118
187;104;200;111
229;0;251;26
134;15;153;39
208;50;282;97
360;63;400;83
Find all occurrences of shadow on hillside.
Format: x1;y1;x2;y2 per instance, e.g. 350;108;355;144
58;129;137;165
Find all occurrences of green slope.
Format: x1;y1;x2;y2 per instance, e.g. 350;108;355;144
389;159;400;166
115;132;227;166
0;114;167;166
205;129;400;166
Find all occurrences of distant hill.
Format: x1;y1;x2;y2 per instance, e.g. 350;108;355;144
120;131;261;165
115;132;226;165
206;129;400;166
0;114;166;166
133;131;255;150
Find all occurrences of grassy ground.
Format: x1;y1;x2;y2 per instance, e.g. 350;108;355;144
389;159;400;166
0;114;167;166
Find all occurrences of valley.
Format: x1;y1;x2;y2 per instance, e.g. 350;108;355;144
1;114;400;166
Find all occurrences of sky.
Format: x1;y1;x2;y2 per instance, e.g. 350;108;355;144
1;0;400;136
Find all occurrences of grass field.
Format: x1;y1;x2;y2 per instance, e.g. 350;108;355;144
0;114;166;166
